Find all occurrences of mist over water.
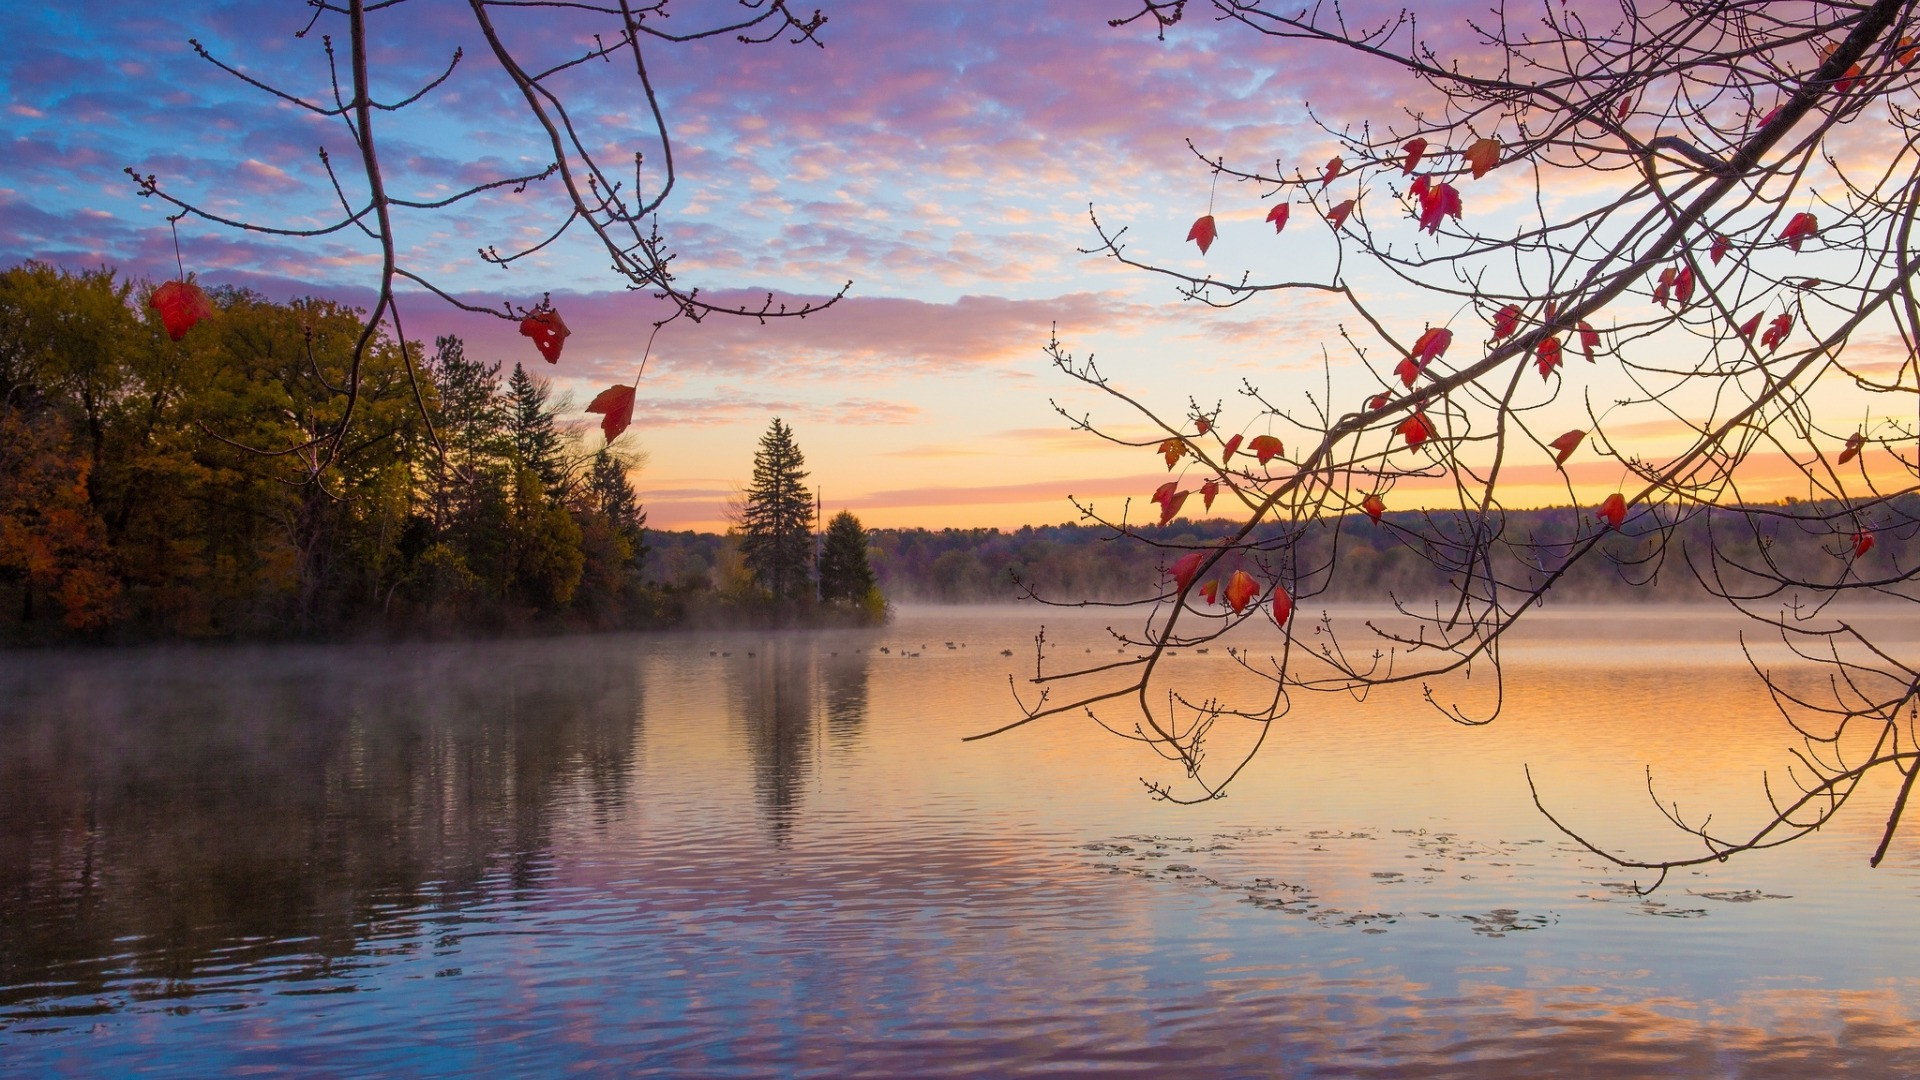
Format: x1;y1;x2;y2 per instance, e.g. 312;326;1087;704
4;607;1919;1076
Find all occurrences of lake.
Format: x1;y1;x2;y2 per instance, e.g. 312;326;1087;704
4;605;1918;1076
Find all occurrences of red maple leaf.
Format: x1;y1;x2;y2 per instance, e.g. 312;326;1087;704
520;306;570;364
1188;214;1218;255
1270;583;1294;627
1322;156;1343;188
1851;531;1876;558
1154;486;1190;526
1266;203;1290;234
1221;433;1244;463
1397;412;1435;449
1411;327;1453;367
1248;434;1284;465
1598;493;1627;531
1199;579;1219;605
1549;429;1585;466
1408;174;1431;202
1194;416;1211;435
1761;312;1794;352
1395;356;1422;387
150;280;213;341
585;384;636;442
1838;431;1865;465
1417;181;1462;234
1780;212;1818;252
1327;199;1356;230
1402;137;1428;174
1170;551;1207;592
1652;266;1676;307
1200;479;1220;511
1362;494;1385;523
1577;320;1600;361
1159;437;1188;469
1834;63;1863;94
1673;266;1695;305
1224;570;1259;615
1736;312;1763;340
1366;393;1390;411
1534;334;1563;380
1615;93;1634;120
1491;304;1522;340
1710;234;1731;266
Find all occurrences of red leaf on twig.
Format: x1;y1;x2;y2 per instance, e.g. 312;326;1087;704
1248;434;1284;465
1199;580;1219;605
1170;551;1206;592
1577;320;1600;361
1534;334;1563;380
1159;437;1188;469
1327;199;1356;230
1710;234;1731;265
1187;214;1217;255
1271;583;1294;627
520;305;570;364
151;280;213;341
585;384;636;442
1491;304;1522;340
1362;494;1385;523
1736;313;1763;340
1221;433;1243;463
1224;570;1259;615
1761;312;1793;352
1402;138;1428;174
1265;203;1290;234
1838;431;1865;465
1397;412;1435;449
1549;429;1585;466
1598;493;1627;531
1322;156;1343;188
1851;531;1876;558
1417;181;1462;234
1200;479;1220;511
1780;212;1818;252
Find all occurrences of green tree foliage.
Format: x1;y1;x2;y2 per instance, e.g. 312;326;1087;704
739;418;815;601
817;510;877;608
0;262;683;642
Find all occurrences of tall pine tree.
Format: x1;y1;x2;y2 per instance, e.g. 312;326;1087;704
587;447;648;563
505;362;565;496
739;418;814;601
817;510;874;605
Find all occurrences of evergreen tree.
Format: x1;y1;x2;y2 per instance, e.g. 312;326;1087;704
817;510;874;605
739;418;814;601
505;362;564;496
587;447;648;563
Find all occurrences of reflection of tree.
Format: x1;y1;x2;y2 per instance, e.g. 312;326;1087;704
821;649;871;750
730;640;817;836
0;638;643;1010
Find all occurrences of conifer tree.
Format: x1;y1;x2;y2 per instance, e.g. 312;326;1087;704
587;447;648;563
817;510;875;606
505;362;564;496
739;418;814;601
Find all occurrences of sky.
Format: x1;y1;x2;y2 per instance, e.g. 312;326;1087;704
0;1;1898;531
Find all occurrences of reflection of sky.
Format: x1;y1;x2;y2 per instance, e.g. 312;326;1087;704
4;609;1919;1073
1;2;1907;530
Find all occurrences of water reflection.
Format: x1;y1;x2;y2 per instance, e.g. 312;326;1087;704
0;637;647;1010
727;637;874;835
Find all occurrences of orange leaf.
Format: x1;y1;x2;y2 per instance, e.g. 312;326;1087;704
1834;63;1863;94
1224;570;1259;615
1652;266;1676;307
1200;479;1220;511
1188;214;1218;255
1221;433;1244;463
1838;431;1865;465
150;280;213;341
1491;304;1521;340
1270;583;1293;627
520;305;570;364
1169;551;1207;592
1199;579;1220;605
1598;493;1627;531
1402;137;1428;174
1464;137;1501;179
1900;36;1919;66
1576;320;1600;361
1265;203;1291;234
1396;412;1435;449
1158;437;1188;469
1327;199;1355;230
1780;212;1817;252
585;384;636;442
1322;156;1343;188
1248;434;1284;465
1362;494;1385;523
1549;429;1585;466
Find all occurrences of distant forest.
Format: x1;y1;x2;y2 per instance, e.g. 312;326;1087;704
656;498;1914;608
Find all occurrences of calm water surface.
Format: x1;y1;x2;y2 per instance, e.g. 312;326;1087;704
4;605;1919;1077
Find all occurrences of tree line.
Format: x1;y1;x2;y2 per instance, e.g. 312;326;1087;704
0;263;879;644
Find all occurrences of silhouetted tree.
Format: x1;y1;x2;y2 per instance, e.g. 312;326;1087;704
740;419;815;601
818;510;876;605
